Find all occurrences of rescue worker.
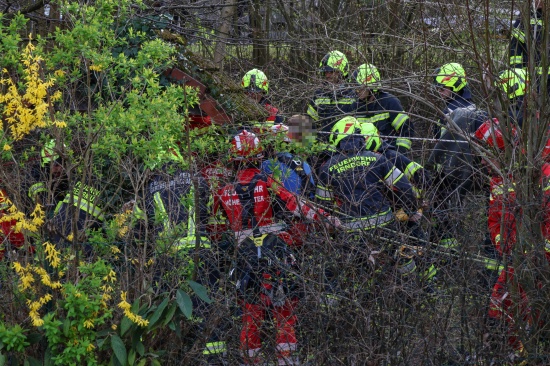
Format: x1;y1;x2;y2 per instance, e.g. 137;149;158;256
432;62;476;138
509;0;548;94
138;146;227;364
496;68;528;128
351;63;414;154
426;108;487;251
214;129;339;365
241;69;284;133
315;116;420;295
22;139;104;248
473;119;528;360
509;0;545;70
307;50;356;142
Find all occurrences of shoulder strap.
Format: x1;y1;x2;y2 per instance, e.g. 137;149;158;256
276;154;312;196
235;174;263;237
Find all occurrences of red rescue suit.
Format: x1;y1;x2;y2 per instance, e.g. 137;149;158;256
214;166;329;365
488;167;550;351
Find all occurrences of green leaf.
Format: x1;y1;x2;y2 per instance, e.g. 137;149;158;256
120;316;132;337
137;360;147;366
62;318;70;337
0;353;5;366
152;360;161;366
111;335;127;366
135;341;145;357
176;289;193;319
128;349;136;365
147;298;169;329
27;357;41;366
187;280;213;304
161;303;177;326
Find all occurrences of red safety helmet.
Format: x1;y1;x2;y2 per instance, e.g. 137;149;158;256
474;118;517;150
231;130;263;160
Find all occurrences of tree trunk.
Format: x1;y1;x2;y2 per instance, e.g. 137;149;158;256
251;0;268;67
213;0;238;69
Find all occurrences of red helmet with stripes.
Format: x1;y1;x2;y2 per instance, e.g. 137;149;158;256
231;130;263;160
474;118;517;150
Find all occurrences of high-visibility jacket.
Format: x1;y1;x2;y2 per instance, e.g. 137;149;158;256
378;142;430;199
52;180;105;241
353;91;413;152
307;86;356;141
146;169;211;254
316;135;417;230
509;10;545;69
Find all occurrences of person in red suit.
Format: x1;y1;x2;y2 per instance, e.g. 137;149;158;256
213;129;339;365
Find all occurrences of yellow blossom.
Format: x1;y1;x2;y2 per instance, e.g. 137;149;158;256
83;319;94;329
43;241;61;268
67;233;74;242
86;343;95;352
54;69;65;78
111;324;117;330
89;64;104;72
103;269;117;283
117;292;149;327
3;144;11;151
110;245;121;254
13;262;23;273
0;40;63;141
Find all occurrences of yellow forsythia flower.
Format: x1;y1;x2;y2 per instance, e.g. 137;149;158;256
86;343;96;352
3;144;11;151
117;292;149;327
83;319;94;329
111;324;117;330
43;241;61;268
104;269;116;283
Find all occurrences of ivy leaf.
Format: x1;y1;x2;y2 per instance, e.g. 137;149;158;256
176;289;193;319
187;280;212;304
111;335;127;366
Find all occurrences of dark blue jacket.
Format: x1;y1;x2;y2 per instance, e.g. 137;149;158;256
353;91;414;153
307;86;356;141
316;135;417;226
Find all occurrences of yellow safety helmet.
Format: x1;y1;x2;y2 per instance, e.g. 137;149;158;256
360;122;382;152
351;64;381;92
434;63;468;92
319;50;349;78
329;116;362;147
496;68;527;99
241;69;269;93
